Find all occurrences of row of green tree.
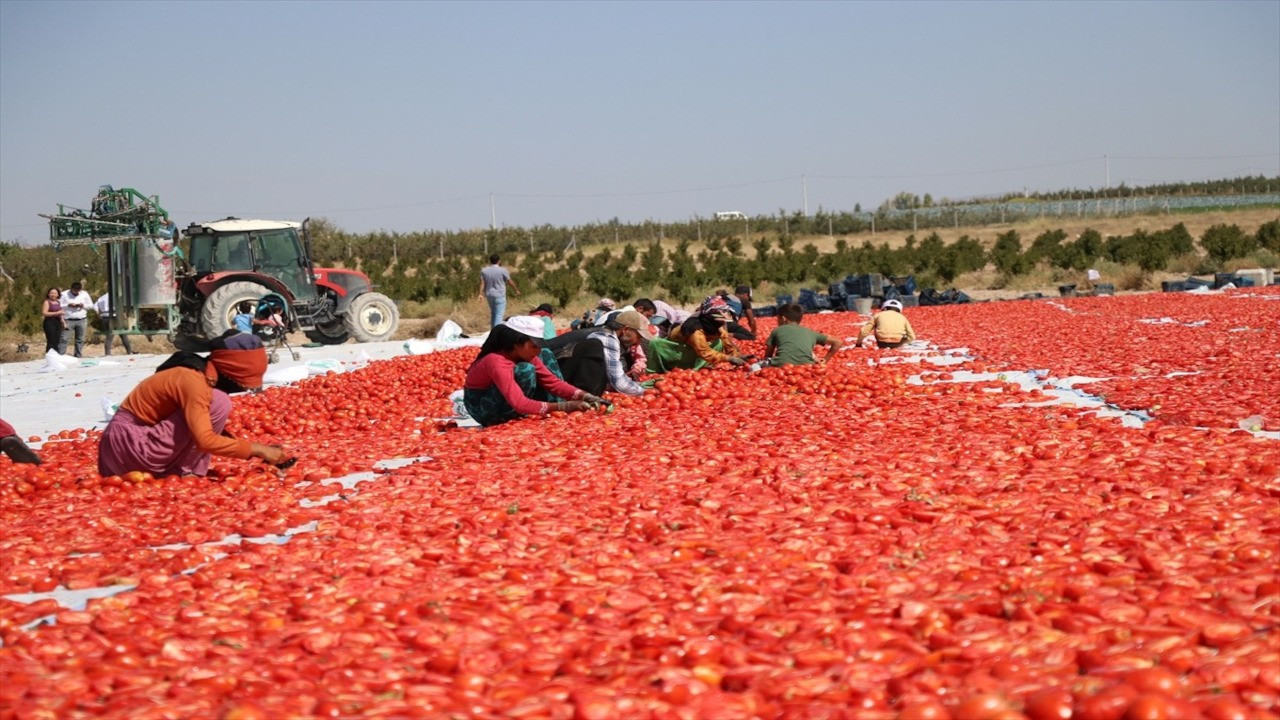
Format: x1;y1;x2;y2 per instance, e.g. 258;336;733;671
0;216;1275;338
361;219;1279;310
880;175;1280;210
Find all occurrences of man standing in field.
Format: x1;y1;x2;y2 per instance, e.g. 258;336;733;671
95;290;134;355
479;254;520;328
59;281;93;357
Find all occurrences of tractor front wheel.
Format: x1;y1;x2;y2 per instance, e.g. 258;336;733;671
343;292;399;343
200;281;270;339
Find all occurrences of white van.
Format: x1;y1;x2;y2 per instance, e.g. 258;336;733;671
715;211;746;220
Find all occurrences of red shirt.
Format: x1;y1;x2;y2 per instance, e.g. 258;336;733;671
464;354;582;416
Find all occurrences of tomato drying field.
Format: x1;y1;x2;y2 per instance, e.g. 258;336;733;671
2;289;1279;720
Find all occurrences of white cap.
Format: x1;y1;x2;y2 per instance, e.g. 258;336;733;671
504;315;546;340
882;299;903;311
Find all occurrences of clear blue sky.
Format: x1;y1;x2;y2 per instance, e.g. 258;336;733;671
2;0;1277;244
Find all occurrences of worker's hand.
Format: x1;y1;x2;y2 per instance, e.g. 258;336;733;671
256;444;289;465
640;379;659;389
580;393;608;407
558;401;592;413
726;356;747;367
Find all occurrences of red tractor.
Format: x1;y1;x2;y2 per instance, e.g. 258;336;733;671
178;218;399;345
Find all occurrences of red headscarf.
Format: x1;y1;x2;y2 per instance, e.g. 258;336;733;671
207;333;268;390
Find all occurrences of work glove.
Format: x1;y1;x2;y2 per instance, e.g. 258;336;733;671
726;356;747;367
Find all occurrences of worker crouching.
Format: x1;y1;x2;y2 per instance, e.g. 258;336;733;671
857;299;916;349
98;332;289;478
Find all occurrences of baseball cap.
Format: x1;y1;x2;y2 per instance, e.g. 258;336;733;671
504;316;547;344
611;310;654;341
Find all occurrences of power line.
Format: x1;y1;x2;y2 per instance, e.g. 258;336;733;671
170;192;493;217
496;175;798;199
808;156;1101;181
1110;152;1279;161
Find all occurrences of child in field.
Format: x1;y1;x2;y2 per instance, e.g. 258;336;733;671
756;304;839;369
233;302;255;334
857;299;916;349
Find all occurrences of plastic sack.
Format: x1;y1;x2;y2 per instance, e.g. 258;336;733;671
1239;415;1264;433
434;320;488;350
449;389;470;418
41;350;80;372
101;398;120;421
403;339;435;355
263;365;309;385
436;320;464;343
305;358;344;376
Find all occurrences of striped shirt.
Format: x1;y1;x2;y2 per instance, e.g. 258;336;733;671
588;330;645;396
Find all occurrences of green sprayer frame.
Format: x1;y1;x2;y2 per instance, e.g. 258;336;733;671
42;186;181;340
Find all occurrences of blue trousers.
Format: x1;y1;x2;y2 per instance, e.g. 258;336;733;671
486;295;507;327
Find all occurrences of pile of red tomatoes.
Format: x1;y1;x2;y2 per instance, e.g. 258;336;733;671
2;289;1277;719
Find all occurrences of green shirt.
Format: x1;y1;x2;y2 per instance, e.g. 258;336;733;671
765;324;829;366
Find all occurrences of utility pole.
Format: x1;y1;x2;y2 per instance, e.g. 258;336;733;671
1104;155;1110;190
802;175;808;217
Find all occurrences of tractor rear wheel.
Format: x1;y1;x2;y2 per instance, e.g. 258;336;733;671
201;281;270;339
304;322;349;345
343;292;399;343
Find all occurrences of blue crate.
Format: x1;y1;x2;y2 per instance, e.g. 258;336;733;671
843;273;885;298
797;289;820;311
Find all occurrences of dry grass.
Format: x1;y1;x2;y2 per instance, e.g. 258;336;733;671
0;330;178;363
1226;249;1280;273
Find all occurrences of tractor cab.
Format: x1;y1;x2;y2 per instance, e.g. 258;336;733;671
184;219;317;302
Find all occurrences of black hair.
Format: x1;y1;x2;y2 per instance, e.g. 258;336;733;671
237;301;253;313
780;303;805;324
633;298;656;314
470;324;537;368
489;254;500;264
